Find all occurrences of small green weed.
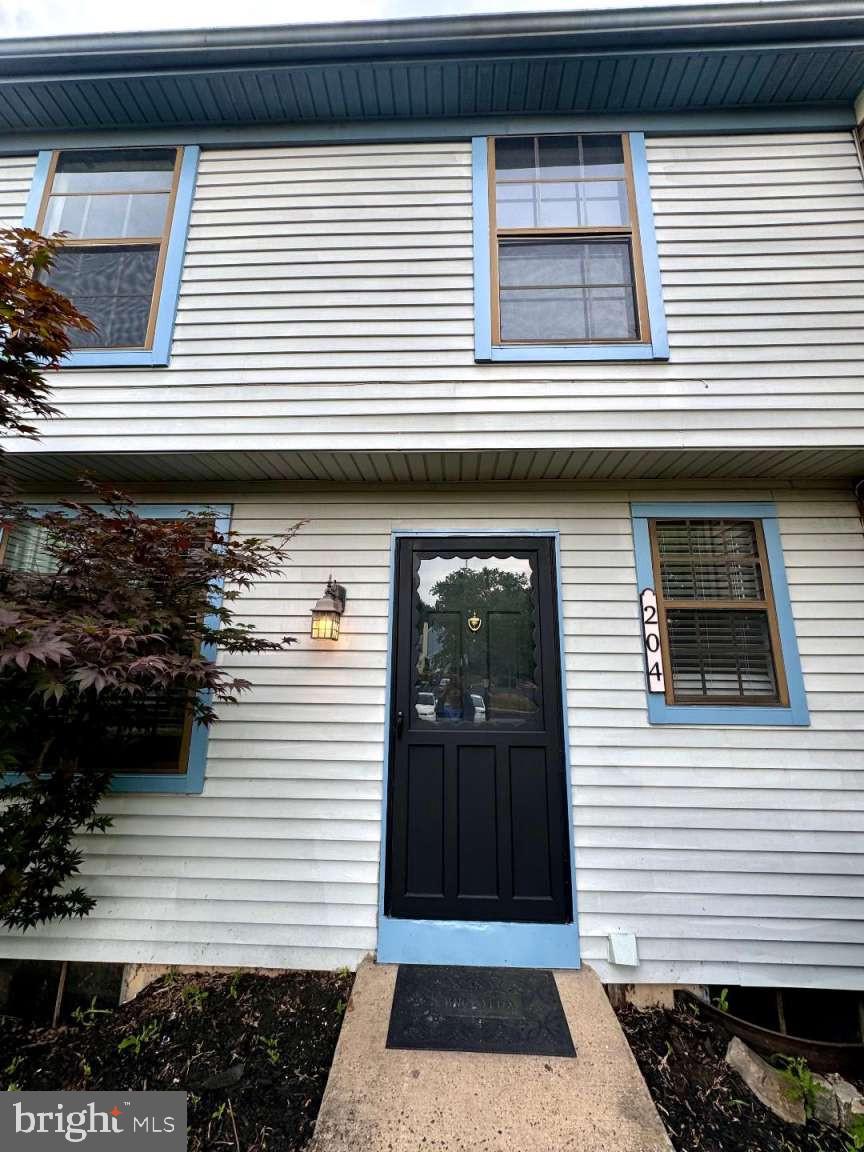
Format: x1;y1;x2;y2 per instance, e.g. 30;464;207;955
713;988;730;1013
4;1055;24;1092
180;984;209;1011
773;1055;824;1119
845;1115;864;1152
117;1018;162;1058
72;996;112;1028
228;971;243;1000
260;1035;280;1067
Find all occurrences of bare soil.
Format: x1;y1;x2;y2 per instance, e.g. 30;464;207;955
0;968;352;1152
616;999;854;1152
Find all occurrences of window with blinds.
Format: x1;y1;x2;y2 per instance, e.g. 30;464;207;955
649;518;788;706
36;148;182;350
0;520;192;775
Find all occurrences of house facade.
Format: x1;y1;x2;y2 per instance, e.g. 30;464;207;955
1;1;864;990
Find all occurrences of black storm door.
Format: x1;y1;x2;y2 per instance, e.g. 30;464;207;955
386;537;572;924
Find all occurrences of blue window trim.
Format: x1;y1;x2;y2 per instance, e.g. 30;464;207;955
630;501;809;727
22;145;199;369
472;131;668;363
1;502;231;793
376;529;581;969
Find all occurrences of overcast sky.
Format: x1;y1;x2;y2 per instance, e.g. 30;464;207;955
0;0;770;40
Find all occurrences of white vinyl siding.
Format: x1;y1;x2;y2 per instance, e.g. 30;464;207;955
2;132;864;456
2;482;863;987
0;154;35;225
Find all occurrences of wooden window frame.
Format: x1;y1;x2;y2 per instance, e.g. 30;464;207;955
487;132;651;347
648;517;790;708
34;147;184;353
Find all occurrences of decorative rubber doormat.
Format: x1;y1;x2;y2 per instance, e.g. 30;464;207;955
386;964;576;1057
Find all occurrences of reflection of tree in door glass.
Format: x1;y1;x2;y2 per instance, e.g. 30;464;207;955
414;556;541;728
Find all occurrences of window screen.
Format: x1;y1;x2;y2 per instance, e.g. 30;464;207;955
38;148;180;351
650;518;787;706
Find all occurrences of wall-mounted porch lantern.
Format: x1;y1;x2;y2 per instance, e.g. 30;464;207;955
310;577;347;641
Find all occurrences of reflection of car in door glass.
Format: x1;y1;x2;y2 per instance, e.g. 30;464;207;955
415;691;436;721
470;694;486;723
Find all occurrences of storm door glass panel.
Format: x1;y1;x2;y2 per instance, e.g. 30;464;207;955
412;553;541;729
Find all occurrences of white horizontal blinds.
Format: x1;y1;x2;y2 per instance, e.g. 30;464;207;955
1;524;56;573
40;148;179;350
653;519;783;705
492;134;640;344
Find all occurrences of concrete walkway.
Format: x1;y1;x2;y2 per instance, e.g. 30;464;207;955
309;961;673;1152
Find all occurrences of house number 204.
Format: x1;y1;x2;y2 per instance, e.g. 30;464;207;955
640;588;666;694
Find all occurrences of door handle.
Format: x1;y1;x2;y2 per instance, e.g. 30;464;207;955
395;710;405;737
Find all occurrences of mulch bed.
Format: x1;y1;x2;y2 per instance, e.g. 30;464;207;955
616;999;853;1152
0;968;353;1152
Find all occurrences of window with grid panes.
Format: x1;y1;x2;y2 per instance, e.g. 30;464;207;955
36;148;182;350
490;134;649;344
648;519;788;706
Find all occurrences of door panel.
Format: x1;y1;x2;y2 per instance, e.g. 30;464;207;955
386;536;572;925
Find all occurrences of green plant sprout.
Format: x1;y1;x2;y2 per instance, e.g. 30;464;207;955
72;996;112;1028
260;1035;280;1067
773;1055;824;1119
117;1018;162;1058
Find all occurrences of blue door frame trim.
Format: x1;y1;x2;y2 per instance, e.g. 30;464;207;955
376;529;581;969
22;145;200;369
0;502;232;794
472;131;668;363
630;500;810;727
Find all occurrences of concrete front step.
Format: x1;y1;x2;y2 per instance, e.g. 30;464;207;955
309;960;673;1152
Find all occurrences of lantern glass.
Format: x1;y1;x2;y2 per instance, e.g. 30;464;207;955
311;611;340;641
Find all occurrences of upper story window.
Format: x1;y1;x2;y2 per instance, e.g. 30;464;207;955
24;145;199;368
492;134;643;345
38;149;180;351
631;502;809;727
472;132;667;363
